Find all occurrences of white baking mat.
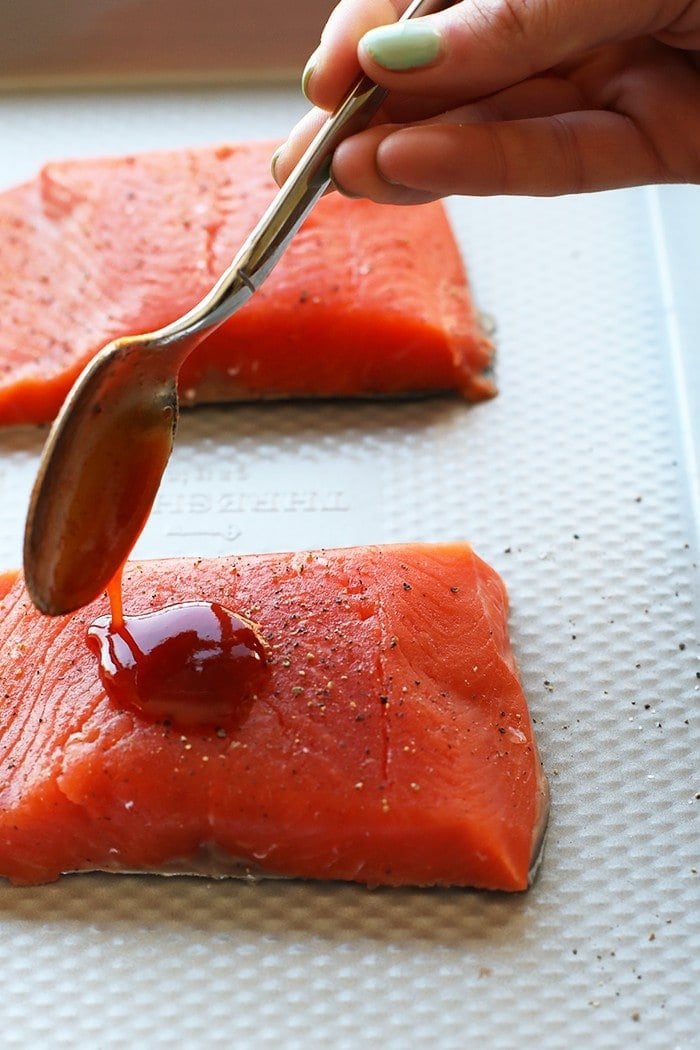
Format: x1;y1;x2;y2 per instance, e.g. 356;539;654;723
0;87;697;1050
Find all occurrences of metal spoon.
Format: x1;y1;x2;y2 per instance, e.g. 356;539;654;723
23;0;450;616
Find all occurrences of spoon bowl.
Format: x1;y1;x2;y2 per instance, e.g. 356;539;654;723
24;336;180;614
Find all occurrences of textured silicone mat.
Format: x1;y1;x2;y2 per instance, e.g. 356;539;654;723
0;88;697;1049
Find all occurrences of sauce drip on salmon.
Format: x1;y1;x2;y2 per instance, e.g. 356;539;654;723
87;601;269;726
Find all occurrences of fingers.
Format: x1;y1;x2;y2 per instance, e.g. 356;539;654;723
270;100;396;189
303;0;404;110
272;107;328;185
276;3;700;200
329;111;668;201
356;0;678;99
272;74;588;190
270;108;437;203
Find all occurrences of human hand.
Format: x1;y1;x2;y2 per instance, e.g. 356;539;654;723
272;0;700;203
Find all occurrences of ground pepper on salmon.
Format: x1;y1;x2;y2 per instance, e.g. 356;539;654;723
0;544;548;890
0;142;494;426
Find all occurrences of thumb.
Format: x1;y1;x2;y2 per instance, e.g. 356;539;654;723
357;0;678;98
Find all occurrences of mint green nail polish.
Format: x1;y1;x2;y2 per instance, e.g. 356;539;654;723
301;50;318;100
362;23;441;71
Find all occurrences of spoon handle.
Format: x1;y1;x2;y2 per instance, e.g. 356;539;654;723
161;0;453;343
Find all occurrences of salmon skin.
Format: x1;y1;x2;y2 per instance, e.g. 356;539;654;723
0;142;494;426
0;543;547;890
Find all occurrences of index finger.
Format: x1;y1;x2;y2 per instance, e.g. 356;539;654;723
304;0;406;110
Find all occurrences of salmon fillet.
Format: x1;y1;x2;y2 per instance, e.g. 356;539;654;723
0;142;494;426
0;543;547;889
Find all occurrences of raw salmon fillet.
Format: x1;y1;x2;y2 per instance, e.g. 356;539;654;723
0;544;547;889
0;143;494;426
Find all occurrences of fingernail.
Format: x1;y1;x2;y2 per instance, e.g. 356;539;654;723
301;49;318;100
361;22;442;71
270;146;281;183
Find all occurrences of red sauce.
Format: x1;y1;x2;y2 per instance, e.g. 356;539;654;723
87;600;269;726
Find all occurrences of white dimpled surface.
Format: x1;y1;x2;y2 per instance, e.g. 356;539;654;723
0;87;697;1050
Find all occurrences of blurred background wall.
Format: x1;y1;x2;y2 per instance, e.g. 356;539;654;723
0;0;336;88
